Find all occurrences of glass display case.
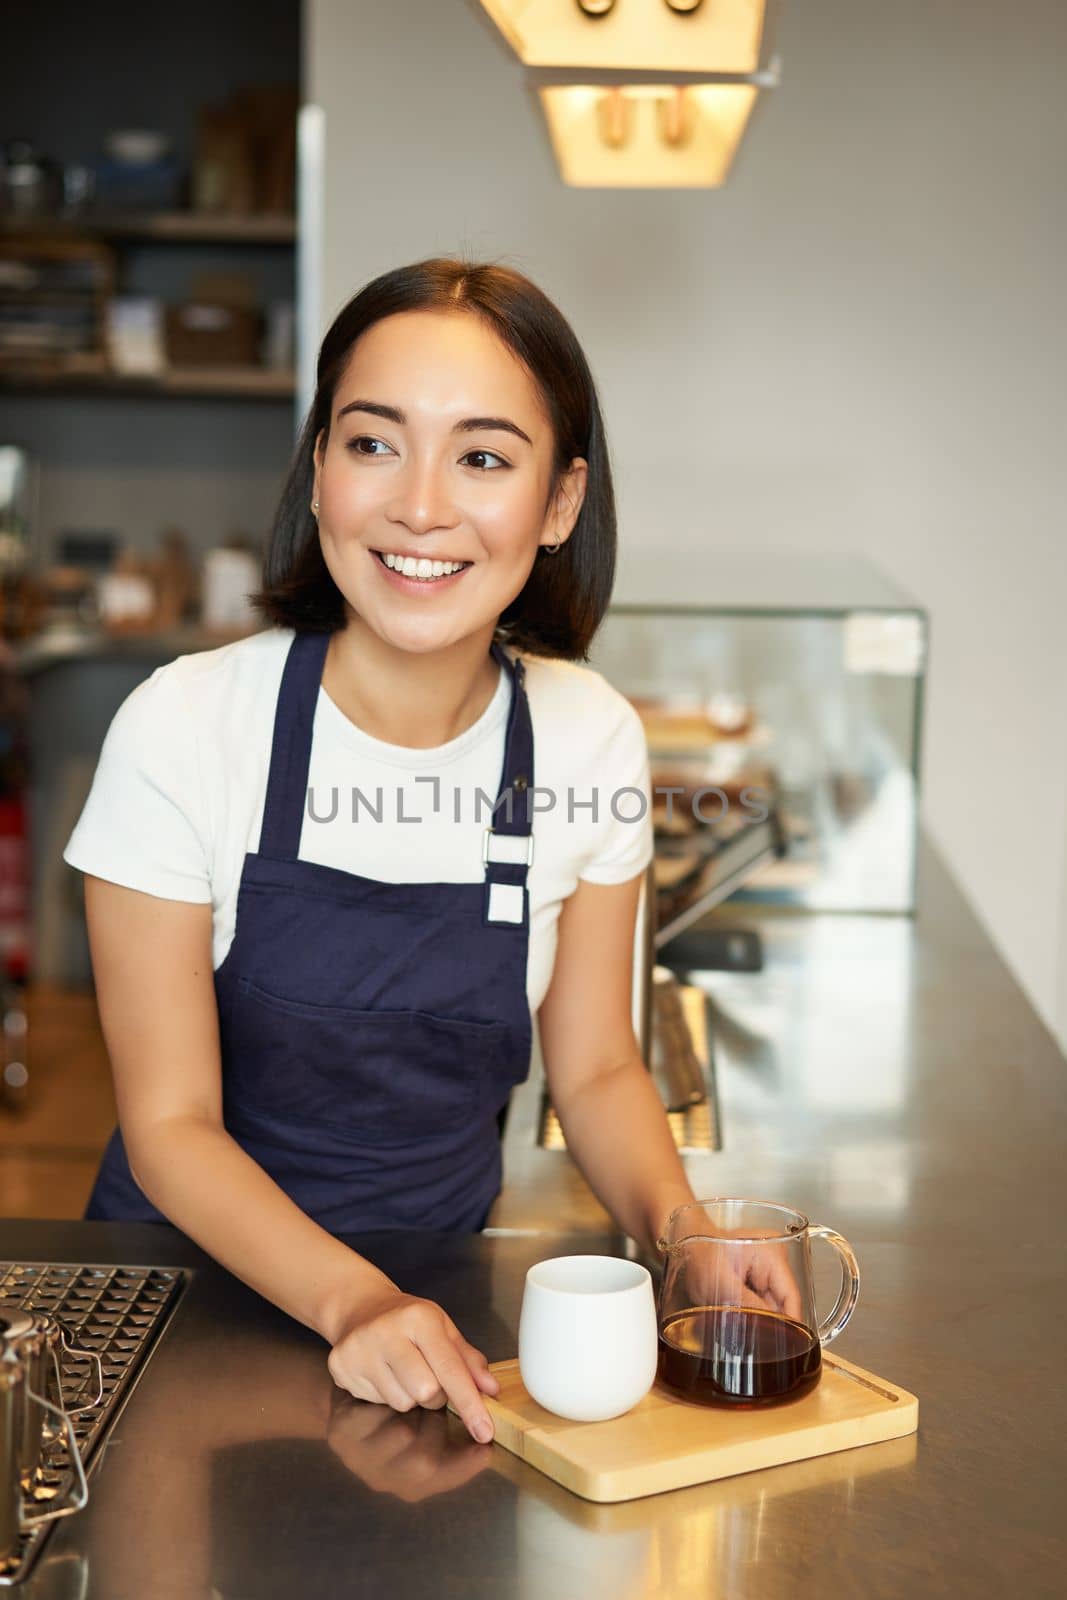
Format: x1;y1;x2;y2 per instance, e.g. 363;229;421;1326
589;551;926;929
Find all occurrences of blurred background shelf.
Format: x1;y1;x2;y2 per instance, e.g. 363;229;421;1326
0;211;296;245
0;0;301;574
0;364;296;398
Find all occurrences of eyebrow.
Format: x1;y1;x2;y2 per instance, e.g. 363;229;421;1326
335;398;533;447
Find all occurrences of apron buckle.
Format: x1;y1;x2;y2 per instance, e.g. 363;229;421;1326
482;828;534;868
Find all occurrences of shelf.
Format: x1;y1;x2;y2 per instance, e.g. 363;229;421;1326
157;366;294;397
0;364;295;399
0;211;296;245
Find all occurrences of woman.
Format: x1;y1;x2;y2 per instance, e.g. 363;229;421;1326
65;257;793;1447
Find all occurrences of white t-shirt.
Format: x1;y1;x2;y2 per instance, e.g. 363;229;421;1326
63;627;654;1012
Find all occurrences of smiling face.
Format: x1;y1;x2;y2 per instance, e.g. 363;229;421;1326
311;309;587;657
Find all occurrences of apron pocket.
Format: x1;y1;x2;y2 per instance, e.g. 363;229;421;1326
226;977;508;1145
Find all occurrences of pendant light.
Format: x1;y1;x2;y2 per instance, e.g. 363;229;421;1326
476;0;782;187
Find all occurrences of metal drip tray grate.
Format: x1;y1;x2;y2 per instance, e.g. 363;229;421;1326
0;1261;187;1587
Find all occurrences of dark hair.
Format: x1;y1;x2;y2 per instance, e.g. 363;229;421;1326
251;256;616;659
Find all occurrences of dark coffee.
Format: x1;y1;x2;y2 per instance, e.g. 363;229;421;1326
657;1305;821;1406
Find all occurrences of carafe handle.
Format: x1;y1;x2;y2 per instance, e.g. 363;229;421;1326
809;1224;861;1347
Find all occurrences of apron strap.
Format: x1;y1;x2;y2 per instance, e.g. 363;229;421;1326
259;631;535;932
483;639;534;928
259;631;331;860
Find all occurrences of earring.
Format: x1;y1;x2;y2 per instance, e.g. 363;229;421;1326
543;531;562;556
311;500;319;515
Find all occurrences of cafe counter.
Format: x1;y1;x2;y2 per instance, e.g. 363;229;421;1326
5;833;1066;1597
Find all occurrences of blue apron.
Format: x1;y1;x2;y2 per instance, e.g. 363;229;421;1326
86;630;534;1234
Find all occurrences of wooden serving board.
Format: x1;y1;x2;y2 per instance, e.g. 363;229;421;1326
452;1352;918;1504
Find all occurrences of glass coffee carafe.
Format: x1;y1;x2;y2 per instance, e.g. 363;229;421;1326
655;1199;861;1407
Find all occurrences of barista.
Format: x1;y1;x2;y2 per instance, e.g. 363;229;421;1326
65;258;795;1446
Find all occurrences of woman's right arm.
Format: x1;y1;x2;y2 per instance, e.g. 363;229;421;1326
83;875;498;1442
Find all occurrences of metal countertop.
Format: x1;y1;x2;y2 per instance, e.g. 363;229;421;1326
5;832;1065;1597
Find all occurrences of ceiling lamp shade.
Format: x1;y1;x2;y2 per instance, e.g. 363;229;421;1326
477;0;772;76
476;0;781;188
537;80;758;188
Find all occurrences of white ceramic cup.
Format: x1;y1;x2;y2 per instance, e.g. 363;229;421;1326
517;1254;659;1422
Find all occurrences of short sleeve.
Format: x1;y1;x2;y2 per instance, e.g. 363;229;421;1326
62;665;213;903
578;696;655;886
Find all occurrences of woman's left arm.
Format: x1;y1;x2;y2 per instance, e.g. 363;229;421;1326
536;870;696;1259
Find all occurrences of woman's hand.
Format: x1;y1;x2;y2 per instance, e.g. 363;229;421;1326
327;1288;501;1444
682;1231;805;1322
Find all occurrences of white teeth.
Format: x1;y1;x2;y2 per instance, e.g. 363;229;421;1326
379;551;467;580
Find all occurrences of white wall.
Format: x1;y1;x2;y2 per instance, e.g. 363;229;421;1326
306;0;1067;1053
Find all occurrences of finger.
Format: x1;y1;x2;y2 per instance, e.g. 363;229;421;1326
691;1253;752;1309
374;1358;422;1414
327;1351;388;1407
412;1332;495;1444
419;1387;449;1410
444;1321;495;1372
777;1267;799;1318
746;1249;805;1322
388;1346;450;1412
451;1334;501;1394
693;1272;766;1314
770;1267;804;1323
